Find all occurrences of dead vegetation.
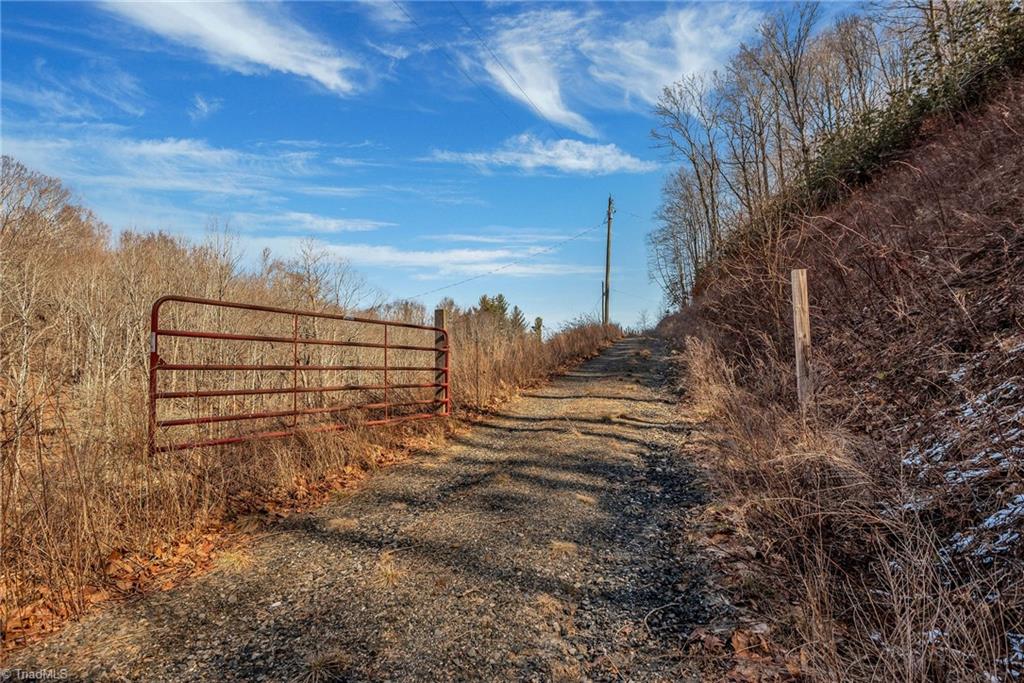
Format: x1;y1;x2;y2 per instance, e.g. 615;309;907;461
0;156;619;650
643;2;1024;678
661;70;1024;682
293;649;351;683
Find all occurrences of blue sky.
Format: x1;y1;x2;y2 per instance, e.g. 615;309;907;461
1;1;768;328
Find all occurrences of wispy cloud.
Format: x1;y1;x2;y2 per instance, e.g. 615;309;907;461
297;185;373;199
580;5;763;107
297;182;485;207
101;1;361;95
471;5;759;131
483;9;597;137
232;211;395;234
2;59;144;120
188;94;223;122
2;128;305;198
1;82;98;120
423;231;578;245
431;133;657;175
317;242;596;278
356;1;413;33
73;66;146;116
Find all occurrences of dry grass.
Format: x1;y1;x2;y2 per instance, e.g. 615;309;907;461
324;517;358;533
657;75;1024;681
0;156;620;649
572;493;597;506
292;649;351;683
372;551;403;590
680;334;1020;680
534;593;564;618
213;549;254;574
548;540;578;558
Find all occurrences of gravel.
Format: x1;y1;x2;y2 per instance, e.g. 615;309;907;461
6;337;709;682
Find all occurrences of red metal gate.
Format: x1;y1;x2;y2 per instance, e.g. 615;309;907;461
148;295;450;454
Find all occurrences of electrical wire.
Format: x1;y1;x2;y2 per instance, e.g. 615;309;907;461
392;1;522;131
404;217;606;301
611;287;655;302
445;1;563;139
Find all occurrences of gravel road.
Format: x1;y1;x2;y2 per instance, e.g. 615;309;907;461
6;337;709;682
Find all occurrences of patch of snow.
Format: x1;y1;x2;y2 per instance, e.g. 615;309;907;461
944;467;993;484
989;531;1020;553
949;532;975;553
960;380;1020;421
995;631;1024;680
982;494;1024;530
903;439;954;468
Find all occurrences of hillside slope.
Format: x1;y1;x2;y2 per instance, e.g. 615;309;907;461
662;74;1023;679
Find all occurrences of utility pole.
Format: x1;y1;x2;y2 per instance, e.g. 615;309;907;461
603;195;614;326
600;280;605;320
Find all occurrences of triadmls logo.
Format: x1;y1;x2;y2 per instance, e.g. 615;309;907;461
0;670;70;681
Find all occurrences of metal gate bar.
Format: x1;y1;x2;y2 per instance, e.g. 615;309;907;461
148;295;450;454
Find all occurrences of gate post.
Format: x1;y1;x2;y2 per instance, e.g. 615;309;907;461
434;308;449;415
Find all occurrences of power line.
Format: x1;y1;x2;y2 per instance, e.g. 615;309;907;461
446;1;563;139
392;1;521;131
611;287;655;302
404;218;606;301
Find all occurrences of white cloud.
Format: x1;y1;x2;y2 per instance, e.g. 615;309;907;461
2;60;145;120
73;67;146;117
580;5;763;106
356;1;413;33
2;128;305;198
431;134;657;175
472;5;760;131
297;185;373;199
101;1;360;94
423;231;577;245
317;242;596;278
1;82;98;120
188;94;223;122
232;211;395;234
483;9;597;137
366;40;411;61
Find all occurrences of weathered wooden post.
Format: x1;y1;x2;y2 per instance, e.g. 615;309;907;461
791;268;813;413
434;308;449;415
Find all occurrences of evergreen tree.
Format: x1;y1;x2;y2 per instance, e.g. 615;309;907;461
510;305;527;333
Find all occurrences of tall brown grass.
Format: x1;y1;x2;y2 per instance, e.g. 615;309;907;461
663;75;1024;680
0;156;619;649
682;339;1017;680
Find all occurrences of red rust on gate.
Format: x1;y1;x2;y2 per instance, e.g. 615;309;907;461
147;295;450;454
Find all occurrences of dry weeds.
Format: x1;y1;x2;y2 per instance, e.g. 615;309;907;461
0;156;620;650
213;549;254;574
324;517;358;533
548;541;578;558
292;649;351;683
372;551;403;589
658;73;1024;682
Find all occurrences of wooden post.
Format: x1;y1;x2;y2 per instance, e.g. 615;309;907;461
791;269;813;412
434;308;449;415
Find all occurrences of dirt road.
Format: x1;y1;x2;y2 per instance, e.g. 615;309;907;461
8;337;708;681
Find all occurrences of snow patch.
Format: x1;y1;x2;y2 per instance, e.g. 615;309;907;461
982;494;1024;530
